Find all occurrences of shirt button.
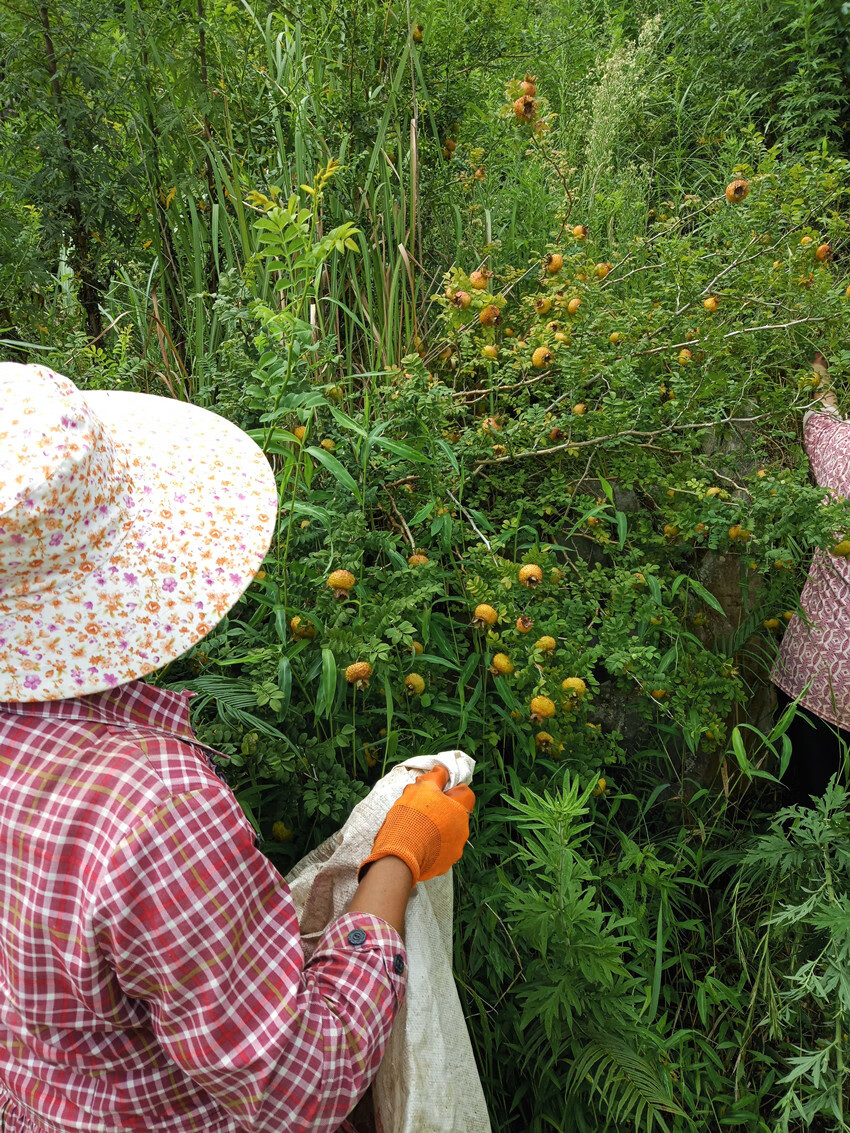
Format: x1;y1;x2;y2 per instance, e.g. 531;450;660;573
347;928;367;947
393;954;405;975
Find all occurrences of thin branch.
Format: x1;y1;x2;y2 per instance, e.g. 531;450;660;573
445;488;492;550
383;489;416;550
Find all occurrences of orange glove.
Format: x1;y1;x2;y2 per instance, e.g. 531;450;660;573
359;766;475;885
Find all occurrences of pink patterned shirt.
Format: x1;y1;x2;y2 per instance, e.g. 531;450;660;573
0;681;406;1133
773;408;850;729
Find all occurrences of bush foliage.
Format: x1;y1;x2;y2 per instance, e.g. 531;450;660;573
3;0;850;1127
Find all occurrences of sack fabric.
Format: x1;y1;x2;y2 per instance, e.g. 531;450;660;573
285;752;491;1133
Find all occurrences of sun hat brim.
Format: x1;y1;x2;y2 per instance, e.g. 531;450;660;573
0;389;278;702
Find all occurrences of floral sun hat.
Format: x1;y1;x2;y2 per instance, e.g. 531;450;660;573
0;363;278;702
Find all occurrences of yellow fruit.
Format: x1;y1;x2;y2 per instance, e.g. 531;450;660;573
513;94;537;121
412;23;424;41
520;73;537;96
327;569;356;598
411;641;424;656
594;262;611;279
405;672;425;695
706;486;721;498
763;618;780;630
783;611;794;621
725;178;750;204
469;269;491;290
254;569;267;581
650;688;668;700
816;243;831;262
591;777;606;796
441;147;452;160
534;731;554;749
561;677;587;698
491;652;514;676
703;296;718;312
545;252;564;273
831;540;850;557
519;563;544;587
572;225;588;241
678;349;692;365
408;553;429;567
320;438;336;452
530;695;556;722
532;346;552;368
728;525;751;542
554;331;569;343
290;615;315;640
482;344;499;360
534;296;552;315
473;603;499;626
800;235;812;246
482;416;502;433
846;284;850;298
663;524;680;539
271;821;293;843
479;304;502;327
632;572;646;586
535;635;557;653
450;290;471;309
474;167;486;181
609;331;622;343
364;746;379;768
293;425;307;442
444;139;457;153
572;403;587;416
757;468;767;478
345;661;373;688
567;297;581;314
692;612;707;626
516;615;534;633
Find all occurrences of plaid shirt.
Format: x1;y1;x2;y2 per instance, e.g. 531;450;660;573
0;681;406;1133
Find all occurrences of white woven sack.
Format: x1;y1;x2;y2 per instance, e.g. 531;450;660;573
285;751;491;1133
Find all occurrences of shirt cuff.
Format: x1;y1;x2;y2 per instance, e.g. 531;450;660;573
311;912;408;1001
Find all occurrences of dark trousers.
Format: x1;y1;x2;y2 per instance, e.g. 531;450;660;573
775;687;850;806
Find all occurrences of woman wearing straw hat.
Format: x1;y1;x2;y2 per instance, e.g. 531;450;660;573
0;364;474;1133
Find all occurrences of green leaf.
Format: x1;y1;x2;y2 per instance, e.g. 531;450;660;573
305;446;362;503
315;648;337;719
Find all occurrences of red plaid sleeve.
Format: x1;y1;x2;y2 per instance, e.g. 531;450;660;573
93;787;407;1133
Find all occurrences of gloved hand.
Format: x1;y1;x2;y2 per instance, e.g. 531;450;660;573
359;766;475;885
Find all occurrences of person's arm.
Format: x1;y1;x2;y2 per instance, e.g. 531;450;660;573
347;855;413;936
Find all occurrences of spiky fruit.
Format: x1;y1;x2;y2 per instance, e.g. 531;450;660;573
405;672;425;695
534;296;552;315
572;224;588;241
532;346;552;369
513;94;537;121
535;635;557;653
469;268;491;289
530;695;556;722
545;252;564;274
491;652;514;676
678;349;692;365
482;344;499;360
650;688;668;700
290;615;315;640
293;425;307;443
412;23;424;41
519;563;544;587
450;290;471;309
479;304;502;327
572;403;587;416
345;661;373;689
520;73;537;96
816;243;831;262
328;569;356;599
783;611;794;621
320;438;336;452
567;297;581;314
492;444;507;457
408;553;429;567
550;426;564;441
595;262;611;279
441;147;452;160
725;179;750;204
561;677;587;699
364;746;379;768
271;821;293;843
516;615;534;633
703;296;718;312
473;603;498;627
831;540;850;557
591;777;606;796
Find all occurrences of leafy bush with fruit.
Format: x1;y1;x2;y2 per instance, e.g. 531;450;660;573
6;0;850;1126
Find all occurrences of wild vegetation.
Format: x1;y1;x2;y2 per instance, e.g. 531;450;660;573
3;0;850;1127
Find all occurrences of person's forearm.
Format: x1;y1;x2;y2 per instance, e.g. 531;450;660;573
347;855;413;937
